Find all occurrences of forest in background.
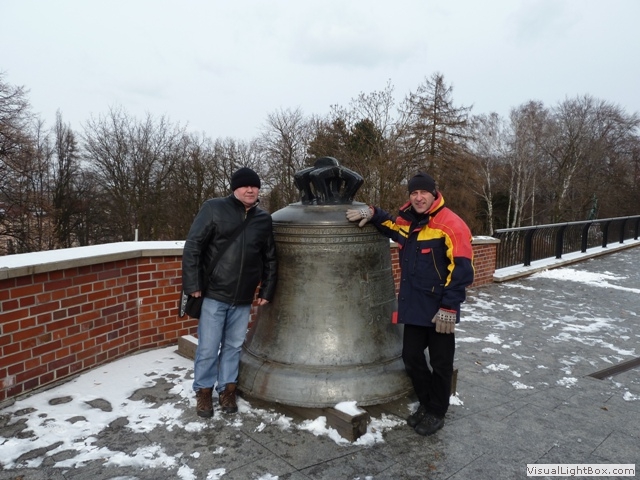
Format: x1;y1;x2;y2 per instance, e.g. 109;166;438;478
1;71;639;255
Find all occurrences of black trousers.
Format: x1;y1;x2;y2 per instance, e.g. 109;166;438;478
402;323;455;418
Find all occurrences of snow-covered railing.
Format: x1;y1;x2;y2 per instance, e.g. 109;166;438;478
494;215;640;269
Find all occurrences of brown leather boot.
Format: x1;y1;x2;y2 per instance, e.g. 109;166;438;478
218;383;238;414
196;387;213;418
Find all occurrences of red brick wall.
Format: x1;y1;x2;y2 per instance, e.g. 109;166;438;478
0;255;196;404
390;246;401;293
470;242;498;287
1;240;496;404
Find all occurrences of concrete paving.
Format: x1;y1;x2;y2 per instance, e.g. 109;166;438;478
1;247;639;479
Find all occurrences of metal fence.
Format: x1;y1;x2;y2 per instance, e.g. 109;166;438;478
493;216;640;270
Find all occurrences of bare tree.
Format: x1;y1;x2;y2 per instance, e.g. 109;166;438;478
164;134;268;239
72;169;104;246
542;95;640;221
165;133;219;239
51;111;83;247
214;137;264;195
467;112;510;234
4;71;639;254
0;72;31;160
30;120;54;250
0;73;34;253
506;101;549;227
0;118;53;253
579;101;639;219
0;74;57;253
308;82;410;211
258;107;314;211
626;135;640;217
83;107;185;241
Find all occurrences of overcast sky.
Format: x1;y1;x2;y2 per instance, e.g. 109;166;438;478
2;0;639;140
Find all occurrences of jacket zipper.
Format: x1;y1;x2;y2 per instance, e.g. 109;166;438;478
232;210;247;305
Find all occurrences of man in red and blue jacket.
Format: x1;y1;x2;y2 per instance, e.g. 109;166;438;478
347;172;474;436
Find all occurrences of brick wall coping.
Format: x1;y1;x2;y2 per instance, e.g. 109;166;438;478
0;241;185;280
0;237;494;281
469;236;500;245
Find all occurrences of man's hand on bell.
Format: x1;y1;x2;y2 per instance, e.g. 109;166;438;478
346;206;373;227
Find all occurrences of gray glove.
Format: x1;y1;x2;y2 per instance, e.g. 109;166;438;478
432;308;457;334
346;207;373;227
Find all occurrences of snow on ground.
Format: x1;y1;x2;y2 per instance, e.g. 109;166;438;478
1;258;638;477
460;265;638;400
0;347;414;475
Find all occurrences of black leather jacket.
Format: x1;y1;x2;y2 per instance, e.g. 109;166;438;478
182;194;277;305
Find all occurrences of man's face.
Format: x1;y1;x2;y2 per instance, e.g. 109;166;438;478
234;186;260;208
409;190;435;214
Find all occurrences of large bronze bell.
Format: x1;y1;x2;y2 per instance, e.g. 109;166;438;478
238;158;411;407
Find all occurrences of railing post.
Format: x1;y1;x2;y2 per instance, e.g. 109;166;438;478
581;222;592;253
524;228;536;266
601;220;611;248
619;218;627;244
555;225;567;259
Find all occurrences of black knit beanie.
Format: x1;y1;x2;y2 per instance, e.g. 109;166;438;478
231;167;261;190
407;172;437;196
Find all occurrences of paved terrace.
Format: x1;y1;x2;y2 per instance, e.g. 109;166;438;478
1;246;639;479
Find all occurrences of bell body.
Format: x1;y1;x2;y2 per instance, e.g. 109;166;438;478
238;202;412;407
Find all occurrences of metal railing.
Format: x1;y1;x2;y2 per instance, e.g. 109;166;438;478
493;216;640;270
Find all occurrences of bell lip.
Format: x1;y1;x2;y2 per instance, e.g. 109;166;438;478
238;350;413;408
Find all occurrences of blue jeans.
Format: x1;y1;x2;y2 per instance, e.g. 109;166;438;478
192;297;251;393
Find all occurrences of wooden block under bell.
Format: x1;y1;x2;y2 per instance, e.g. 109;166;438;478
280;404;370;442
324;407;370;442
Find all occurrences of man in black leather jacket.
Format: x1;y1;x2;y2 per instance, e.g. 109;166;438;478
182;167;277;418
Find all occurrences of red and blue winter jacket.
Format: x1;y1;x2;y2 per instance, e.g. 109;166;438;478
370;193;474;327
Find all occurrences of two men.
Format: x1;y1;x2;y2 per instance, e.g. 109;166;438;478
184;167;473;437
182;167;277;418
347;172;474;436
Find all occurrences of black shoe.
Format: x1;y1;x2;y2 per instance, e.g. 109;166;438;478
415;413;444;436
407;405;428;428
